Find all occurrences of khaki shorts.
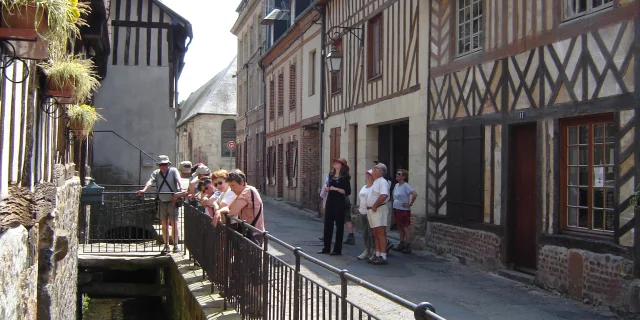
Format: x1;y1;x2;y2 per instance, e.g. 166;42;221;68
158;202;178;221
367;204;389;228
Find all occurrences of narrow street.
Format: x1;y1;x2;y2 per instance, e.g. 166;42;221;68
261;198;619;320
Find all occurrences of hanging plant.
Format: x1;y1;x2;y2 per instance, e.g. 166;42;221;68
0;0;90;58
40;54;100;102
66;103;104;137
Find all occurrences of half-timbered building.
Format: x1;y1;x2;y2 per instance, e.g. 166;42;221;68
427;0;640;309
92;0;192;184
261;1;323;209
323;0;428;227
0;1;111;318
232;0;267;191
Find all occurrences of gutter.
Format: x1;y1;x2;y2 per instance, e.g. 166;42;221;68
318;3;327;191
259;59;267;193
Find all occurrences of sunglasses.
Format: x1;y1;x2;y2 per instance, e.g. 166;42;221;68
396;173;403;176
214;180;225;187
158;163;168;167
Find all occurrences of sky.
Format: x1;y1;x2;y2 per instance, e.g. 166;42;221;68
160;0;240;102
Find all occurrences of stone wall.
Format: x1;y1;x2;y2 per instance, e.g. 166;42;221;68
426;222;502;269
0;164;81;320
536;245;634;308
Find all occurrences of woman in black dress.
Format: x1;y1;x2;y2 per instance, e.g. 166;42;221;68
318;158;351;255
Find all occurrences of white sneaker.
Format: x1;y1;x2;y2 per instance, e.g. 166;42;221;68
357;251;370;260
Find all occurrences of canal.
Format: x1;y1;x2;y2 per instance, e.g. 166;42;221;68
83;297;167;320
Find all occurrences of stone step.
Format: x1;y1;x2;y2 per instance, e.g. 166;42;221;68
498;269;535;285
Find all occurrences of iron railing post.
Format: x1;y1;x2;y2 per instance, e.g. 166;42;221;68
414;302;436;320
262;231;269;319
202;211;206;280
293;247;302;320
340;270;348;320
222;214;229;311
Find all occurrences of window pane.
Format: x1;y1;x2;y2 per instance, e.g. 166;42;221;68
579;146;588;165
605;167;615;187
579;125;588;144
578;208;588;228
594;145;604;165
605;211;615;231
578;187;588;207
568;167;578;185
569;147;578;165
604;189;615;209
593;209;604;230
605;144;615;165
593;189;604;208
594;124;604;144
605;123;615;143
569;126;578;145
579;167;588;186
568;207;578;226
568;187;578;206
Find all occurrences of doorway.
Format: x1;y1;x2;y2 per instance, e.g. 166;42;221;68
509;123;538;271
378;121;409;180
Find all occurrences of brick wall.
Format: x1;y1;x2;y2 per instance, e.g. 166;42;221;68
300;128;320;210
426;222;502;269
536;245;633;308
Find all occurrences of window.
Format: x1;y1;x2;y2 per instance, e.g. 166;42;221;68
368;14;383;79
267;146;277;185
285;141;298;187
289;64;297;110
278;73;284;116
309;50;316;96
447;126;483;221
269;79;275;120
561;116;616;234
456;0;483;56
564;0;613;20
330;39;343;94
221;120;236;157
329;127;341;160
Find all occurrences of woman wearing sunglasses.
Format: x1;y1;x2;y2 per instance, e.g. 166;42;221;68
203;170;237;226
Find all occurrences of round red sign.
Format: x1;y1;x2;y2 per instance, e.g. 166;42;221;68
227;141;236;150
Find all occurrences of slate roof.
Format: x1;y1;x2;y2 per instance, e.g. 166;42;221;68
177;57;237;126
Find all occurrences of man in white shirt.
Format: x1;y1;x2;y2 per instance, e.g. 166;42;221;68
366;163;390;265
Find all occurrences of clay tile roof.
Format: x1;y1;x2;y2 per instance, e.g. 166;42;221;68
177;57;237;126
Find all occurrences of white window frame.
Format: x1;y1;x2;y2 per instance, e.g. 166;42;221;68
564;0;613;21
456;0;483;56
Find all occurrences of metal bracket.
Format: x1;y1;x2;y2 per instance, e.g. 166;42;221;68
0;40;29;84
326;25;364;46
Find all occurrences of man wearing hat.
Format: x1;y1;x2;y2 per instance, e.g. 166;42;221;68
187;165;212;211
137;155;182;253
366;162;391;265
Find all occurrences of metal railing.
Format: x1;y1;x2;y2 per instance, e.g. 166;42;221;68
183;204;444;320
80;190;185;253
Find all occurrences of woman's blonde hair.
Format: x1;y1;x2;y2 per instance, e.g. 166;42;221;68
213;169;229;180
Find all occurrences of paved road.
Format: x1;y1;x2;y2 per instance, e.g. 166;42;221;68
261;197;620;320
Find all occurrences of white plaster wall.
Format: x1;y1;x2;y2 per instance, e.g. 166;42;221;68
93;65;175;184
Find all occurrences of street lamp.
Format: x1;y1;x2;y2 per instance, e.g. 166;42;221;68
182;128;187;136
326;45;342;73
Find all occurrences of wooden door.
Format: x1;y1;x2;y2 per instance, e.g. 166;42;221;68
511;124;537;269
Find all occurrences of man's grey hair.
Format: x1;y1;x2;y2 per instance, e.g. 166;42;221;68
375;163;387;176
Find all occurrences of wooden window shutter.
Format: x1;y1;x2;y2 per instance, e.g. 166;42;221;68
284;144;290;187
292;141;298;187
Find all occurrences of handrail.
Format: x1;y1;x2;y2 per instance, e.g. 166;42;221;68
93;130;157;162
226;215;445;320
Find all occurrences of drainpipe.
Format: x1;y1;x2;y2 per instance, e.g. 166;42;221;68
260;60;267;194
318;5;327;198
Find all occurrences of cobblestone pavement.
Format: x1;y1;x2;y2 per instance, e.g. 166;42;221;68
261;197;622;320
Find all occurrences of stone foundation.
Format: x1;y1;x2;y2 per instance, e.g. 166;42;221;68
0;164;82;320
536;245;634;308
426;222;502;269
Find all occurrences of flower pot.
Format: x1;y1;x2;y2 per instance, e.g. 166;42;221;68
47;78;75;99
68;119;87;137
1;4;49;32
0;4;49;60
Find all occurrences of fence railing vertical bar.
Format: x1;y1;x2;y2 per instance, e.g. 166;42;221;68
340;270;348;320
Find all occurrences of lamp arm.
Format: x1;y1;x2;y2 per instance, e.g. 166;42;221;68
327;26;364;46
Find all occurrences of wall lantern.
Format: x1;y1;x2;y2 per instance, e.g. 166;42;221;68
183;127;187;136
325;25;364;73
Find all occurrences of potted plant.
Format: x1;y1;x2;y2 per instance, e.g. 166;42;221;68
40;54;100;103
66;103;104;138
0;0;88;59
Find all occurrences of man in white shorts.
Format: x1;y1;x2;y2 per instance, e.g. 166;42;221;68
366;162;390;265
